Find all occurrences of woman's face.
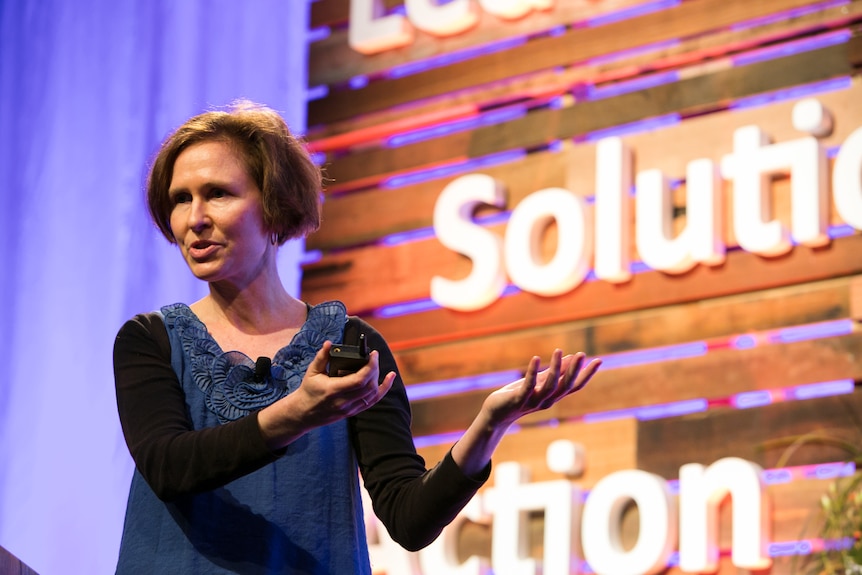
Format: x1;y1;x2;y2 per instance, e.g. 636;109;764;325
168;140;271;286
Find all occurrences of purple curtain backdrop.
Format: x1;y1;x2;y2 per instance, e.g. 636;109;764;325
0;2;309;573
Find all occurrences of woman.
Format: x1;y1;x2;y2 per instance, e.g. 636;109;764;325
114;101;601;574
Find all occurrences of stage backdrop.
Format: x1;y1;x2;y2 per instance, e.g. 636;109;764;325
0;2;309;574
303;1;862;573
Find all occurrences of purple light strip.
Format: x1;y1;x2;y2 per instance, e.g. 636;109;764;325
381;149;526;189
730;76;852;110
300;249;322;265
730;0;849;32
406;369;523;402
773;319;855;343
584;0;680;28
388;36;526;79
414;376;856;444
310;151;326;166
829;223;857;238
581;114;681;142
732;390;773;409
582;398;708;424
374;298;441;318
307;26;331;43
730;319;855;349
374;284;522;319
790;379;855;401
386;106;527;148
585;72;680;101
580;536;851;574
349;75;369;90
732;30;851;67
380;210;512;247
807;460;857;480
373;223;853;320
597;341;707;370
586;38;679;66
305;84;329;102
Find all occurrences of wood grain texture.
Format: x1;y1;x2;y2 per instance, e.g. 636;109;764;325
418;417;637;489
309;0;654;87
308;0;853;125
392;276;861;386
318;38;858;189
407;330;862;437
304;231;862;347
308;81;862;251
637;389;862;479
308;0;862;143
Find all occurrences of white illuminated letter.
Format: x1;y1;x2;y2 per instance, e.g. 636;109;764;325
722;115;829;256
581;470;677;575
678;457;771;573
594;137;633;283
419;498;491;575
504;187;593;296
721;126;788;255
431;174;507;312
349;0;414;55
405;0;479;36
635;159;724;273
478;0;555;20
485;462;581;575
687;158;726;265
833;126;862;230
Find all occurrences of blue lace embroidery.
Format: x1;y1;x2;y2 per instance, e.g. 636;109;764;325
162;300;348;423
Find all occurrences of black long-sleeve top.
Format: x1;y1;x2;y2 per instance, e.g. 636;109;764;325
114;311;489;551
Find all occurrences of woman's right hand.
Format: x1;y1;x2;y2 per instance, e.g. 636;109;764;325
257;341;396;450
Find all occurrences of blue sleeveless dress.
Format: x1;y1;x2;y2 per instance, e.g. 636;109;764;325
116;301;371;574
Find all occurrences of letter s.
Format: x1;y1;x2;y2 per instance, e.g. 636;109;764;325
431;174;507;312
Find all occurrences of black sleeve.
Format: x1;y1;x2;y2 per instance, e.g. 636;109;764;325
348;317;491;551
113;313;280;501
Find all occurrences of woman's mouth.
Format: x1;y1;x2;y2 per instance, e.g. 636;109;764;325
188;240;220;260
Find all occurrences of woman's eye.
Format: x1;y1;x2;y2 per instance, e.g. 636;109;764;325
172;192;191;204
210;188;227;199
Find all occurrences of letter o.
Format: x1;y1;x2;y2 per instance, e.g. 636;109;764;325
581;470;677;575
503;188;592;296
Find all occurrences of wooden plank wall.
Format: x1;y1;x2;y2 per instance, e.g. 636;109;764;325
303;0;862;572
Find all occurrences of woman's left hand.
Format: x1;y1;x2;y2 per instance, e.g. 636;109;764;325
481;350;601;429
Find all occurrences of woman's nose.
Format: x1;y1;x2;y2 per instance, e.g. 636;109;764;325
188;198;211;232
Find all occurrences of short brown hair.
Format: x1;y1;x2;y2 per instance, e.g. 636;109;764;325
147;100;322;244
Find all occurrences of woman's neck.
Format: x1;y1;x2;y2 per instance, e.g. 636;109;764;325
194;269;306;336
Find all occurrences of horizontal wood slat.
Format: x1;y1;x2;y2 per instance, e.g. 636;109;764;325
418;417;637;489
304;229;862;348
393;275;862;386
319;37;859;190
309;0;655;88
308;0;855;126
407;330;862;437
308;81;862;251
637;388;862;479
308;0;862;143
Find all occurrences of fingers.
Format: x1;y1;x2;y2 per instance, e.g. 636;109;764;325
338;350;392;411
571;357;602;392
530;350;600;408
309;341;333;376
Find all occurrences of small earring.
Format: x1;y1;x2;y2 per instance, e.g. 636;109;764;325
270;232;279;246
